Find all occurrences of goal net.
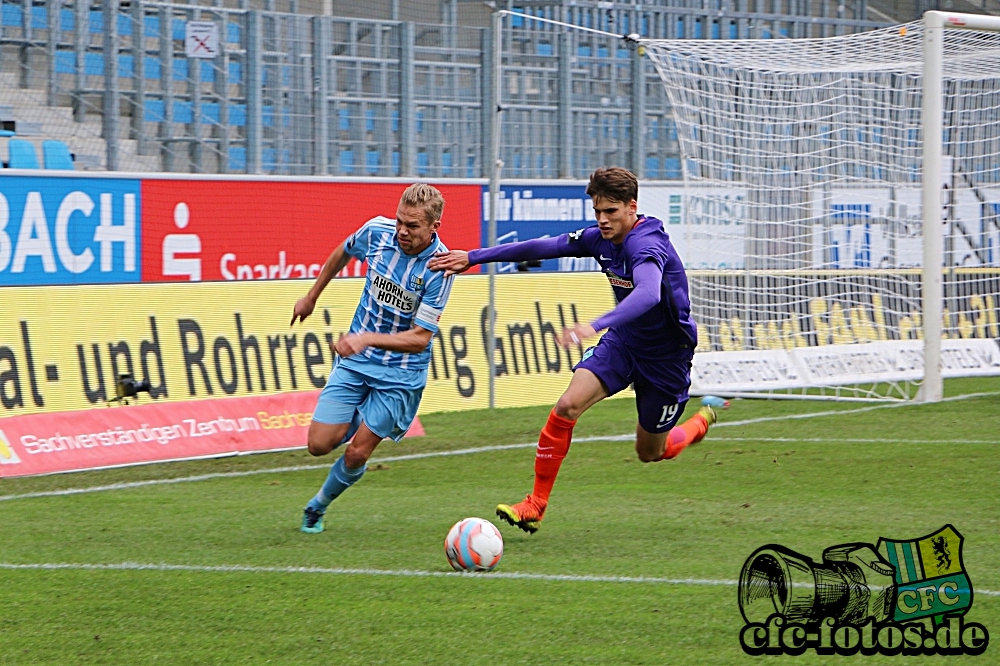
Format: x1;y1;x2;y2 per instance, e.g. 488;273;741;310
641;14;1000;401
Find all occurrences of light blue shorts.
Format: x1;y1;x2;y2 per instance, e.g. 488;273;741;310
312;363;424;442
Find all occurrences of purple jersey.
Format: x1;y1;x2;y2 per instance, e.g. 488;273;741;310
570;216;696;357
469;215;697;358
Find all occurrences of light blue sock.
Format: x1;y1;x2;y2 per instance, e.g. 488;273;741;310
306;455;366;513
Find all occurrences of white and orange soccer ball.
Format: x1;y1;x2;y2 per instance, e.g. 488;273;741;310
444;517;504;572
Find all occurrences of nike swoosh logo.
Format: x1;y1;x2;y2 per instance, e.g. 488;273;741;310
599;255;611;261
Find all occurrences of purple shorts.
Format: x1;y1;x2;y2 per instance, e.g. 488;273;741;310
575;328;693;433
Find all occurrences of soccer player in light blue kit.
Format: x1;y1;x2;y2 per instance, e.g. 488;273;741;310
291;184;454;534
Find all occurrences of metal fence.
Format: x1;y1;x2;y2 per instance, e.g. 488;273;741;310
0;0;889;177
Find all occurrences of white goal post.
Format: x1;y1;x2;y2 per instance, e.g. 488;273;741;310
640;11;1000;402
923;11;1000;401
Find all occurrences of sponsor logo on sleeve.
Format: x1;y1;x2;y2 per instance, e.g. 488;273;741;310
417;302;443;324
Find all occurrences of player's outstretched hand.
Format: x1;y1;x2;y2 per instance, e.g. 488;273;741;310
290;295;316;326
428;250;471;277
560;323;597;349
334;332;369;357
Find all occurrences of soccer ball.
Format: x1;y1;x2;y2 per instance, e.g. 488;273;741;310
444;517;504;572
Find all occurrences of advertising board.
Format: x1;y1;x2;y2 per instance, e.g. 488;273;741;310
0;176;141;286
141;180;483;282
0;272;618;475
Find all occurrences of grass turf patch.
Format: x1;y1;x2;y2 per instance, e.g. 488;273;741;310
1;377;999;664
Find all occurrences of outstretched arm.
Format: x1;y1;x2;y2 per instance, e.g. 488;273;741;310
559;260;663;347
428;234;589;276
291;241;351;325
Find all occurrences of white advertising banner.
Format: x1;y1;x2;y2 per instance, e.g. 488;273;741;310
690;349;802;394
643;184;747;270
691;339;1000;394
795;341;926;386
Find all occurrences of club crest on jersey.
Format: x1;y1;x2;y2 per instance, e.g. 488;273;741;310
370;272;418;313
604;270;633;289
408;275;424;290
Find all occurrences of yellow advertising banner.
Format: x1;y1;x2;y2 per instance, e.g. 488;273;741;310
0;274;617;418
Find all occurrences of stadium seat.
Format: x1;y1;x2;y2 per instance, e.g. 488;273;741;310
228;146;247;172
42;140;75;170
8;139;40;169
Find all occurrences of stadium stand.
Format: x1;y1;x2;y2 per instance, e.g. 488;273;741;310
0;0;994;176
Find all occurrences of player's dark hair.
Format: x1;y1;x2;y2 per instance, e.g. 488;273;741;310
586;167;638;204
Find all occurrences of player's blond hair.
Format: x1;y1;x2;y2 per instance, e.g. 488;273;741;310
400;183;445;223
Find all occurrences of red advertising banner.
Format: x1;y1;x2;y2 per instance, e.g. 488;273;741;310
141;180;482;283
0;391;424;478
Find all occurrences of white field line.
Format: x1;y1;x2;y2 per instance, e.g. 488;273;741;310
0;442;537;503
713;390;1000;428
0;562;998;597
713;437;999;445
0;561;734;586
2;390;997;504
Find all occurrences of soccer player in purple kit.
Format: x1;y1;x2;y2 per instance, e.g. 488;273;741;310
428;167;728;533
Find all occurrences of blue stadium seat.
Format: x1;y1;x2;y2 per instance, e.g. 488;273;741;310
228;146;247;172
8;140;40;169
229;104;247;127
645;156;660;178
664;158;682;180
144;99;165;122
42;141;74;170
173;101;193;124
339;149;355;174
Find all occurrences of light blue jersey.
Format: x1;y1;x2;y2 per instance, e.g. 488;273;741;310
303;213;455;523
338;216;454;380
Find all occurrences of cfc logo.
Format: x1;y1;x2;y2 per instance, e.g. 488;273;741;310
739;525;988;656
0;430;22;464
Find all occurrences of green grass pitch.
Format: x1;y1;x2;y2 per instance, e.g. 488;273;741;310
2;377;999;664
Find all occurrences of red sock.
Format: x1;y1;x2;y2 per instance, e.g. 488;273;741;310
531;409;576;506
661;414;709;460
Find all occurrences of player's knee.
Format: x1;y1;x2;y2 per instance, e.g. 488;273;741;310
637;452;660;463
554;394;585;421
307;438;331;457
307;431;337;457
343;445;371;469
635;431;666;463
636;447;663;463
